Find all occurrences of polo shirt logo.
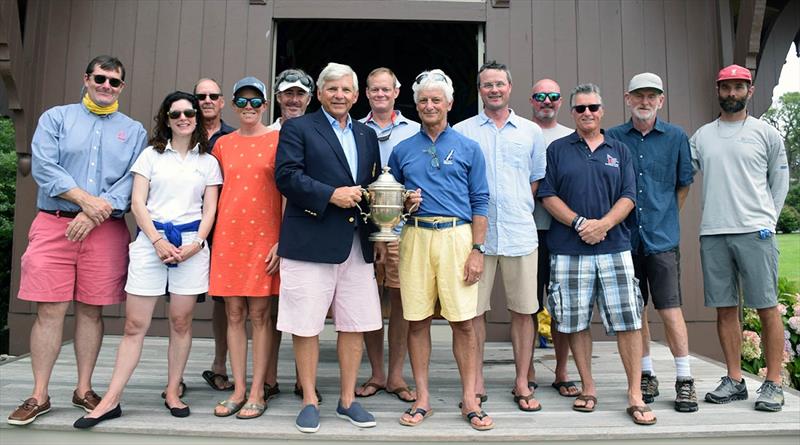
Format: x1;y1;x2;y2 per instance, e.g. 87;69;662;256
117;131;127;141
443;148;455;165
605;154;619;168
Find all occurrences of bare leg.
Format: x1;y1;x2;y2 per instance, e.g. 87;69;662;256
529;315;537;383
165;294;196;409
452;320;492;428
471;313;487;396
641;309;652;359
716;306;743;381
551;323;578;393
338;332;364;407
238;297;269;417
385;288;414;398
617;330;654;422
757;307;783;382
356;322;386;396
510;310;538;409
569;330;595;409
400;318;432;425
215;297;247;415
210;299;229;377
28;302;70;404
293;335;320;407
73;302;104;398
658;307;690;358
265;297;281;387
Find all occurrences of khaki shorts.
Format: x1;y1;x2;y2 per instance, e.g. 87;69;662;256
375;241;400;289
399;221;477;322
477;252;539;315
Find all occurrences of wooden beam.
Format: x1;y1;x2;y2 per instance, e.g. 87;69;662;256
733;0;766;71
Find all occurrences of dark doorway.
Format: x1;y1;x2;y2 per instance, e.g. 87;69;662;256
274;20;481;125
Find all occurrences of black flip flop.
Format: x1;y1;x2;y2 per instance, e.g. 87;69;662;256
202;370;233;391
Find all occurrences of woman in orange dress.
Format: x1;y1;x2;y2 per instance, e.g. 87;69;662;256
209;77;281;419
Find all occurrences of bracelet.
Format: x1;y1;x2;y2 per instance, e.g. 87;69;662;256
151;237;163;245
572;216;586;231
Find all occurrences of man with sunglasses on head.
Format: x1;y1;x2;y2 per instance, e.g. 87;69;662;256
388;69;493;431
453;61;546;413
605;73;697;413
268;68;314;131
354;67;419;403
528;79;580;398
691;65;788;412
538;83;656;425
8;55;147;426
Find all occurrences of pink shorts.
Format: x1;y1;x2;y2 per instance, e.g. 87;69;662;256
18;212;130;305
277;234;382;336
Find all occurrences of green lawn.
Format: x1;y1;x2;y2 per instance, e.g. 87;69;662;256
778;233;800;284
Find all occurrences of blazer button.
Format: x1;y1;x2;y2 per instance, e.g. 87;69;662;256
348;217;355;223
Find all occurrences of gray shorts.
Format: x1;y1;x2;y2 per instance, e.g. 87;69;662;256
700;232;778;309
632;249;682;310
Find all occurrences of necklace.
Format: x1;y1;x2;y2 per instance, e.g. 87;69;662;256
715;116;748;139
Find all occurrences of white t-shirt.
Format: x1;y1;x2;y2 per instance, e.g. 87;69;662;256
533;123;574;230
131;142;223;225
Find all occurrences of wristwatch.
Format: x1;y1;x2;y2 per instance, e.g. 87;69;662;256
193;238;206;248
472;243;486;254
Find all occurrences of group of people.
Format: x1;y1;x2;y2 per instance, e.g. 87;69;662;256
6;54;789;435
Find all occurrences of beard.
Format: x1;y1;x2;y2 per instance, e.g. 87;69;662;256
631;107;655;121
534;107;555;121
719;96;747;113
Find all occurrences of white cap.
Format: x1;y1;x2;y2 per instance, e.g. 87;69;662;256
277;79;311;93
628;72;663;93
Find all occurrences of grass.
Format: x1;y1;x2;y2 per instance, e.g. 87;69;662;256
778;233;800;284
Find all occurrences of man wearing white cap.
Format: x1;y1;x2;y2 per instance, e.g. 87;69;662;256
606;73;696;413
268;68;314;131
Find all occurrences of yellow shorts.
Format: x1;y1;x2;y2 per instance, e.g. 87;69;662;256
399;219;477;322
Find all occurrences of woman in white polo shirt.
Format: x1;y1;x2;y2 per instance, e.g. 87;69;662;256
74;91;222;428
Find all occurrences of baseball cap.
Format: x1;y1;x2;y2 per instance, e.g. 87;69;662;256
232;76;267;98
717;64;752;83
628;72;663;93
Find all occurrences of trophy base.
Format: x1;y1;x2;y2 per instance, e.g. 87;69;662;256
369;231;400;242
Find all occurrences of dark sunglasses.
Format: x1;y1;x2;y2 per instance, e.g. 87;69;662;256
532;92;561;102
168;109;197;119
90;74;123;88
277;71;314;89
195;93;222;101
377;125;394;142
415;72;448;85
572;104;602;113
233;96;265;108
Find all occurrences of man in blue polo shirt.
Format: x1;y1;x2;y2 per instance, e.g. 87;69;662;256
388;69;493;431
606;73;696;413
538;83;655;425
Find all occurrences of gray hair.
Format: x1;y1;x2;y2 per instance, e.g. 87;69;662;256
570;83;603;107
316;62;358;92
412;69;454;103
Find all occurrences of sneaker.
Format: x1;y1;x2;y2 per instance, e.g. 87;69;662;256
641;372;659;404
295;404;320;433
674;378;698;412
754;380;784;412
335;400;376;428
72;389;102;412
7;397;51;426
705;376;747;404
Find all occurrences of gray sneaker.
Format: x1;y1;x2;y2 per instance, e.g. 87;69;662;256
704;376;747;404
641;372;659;404
754;380;784;412
674;378;698;412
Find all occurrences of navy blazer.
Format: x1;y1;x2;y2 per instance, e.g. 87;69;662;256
275;109;381;264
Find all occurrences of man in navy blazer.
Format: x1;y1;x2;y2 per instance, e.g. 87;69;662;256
275;62;384;433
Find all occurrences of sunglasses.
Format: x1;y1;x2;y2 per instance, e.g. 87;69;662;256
415;72;449;85
233;96;265;108
168;109;197;119
195;93;221;101
572;104;602;113
532;92;561;102
424;145;440;169
90;74;123;88
377;125;394;142
277;71;314;89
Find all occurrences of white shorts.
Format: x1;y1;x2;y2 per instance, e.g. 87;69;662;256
125;231;210;296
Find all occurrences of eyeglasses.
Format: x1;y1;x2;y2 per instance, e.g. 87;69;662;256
233;96;265;108
572;104;602;113
532;92;561;102
167;109;197;119
479;81;507;90
424;145;440;169
276;71;314;89
195;93;221;101
415;72;449;85
90;74;123;88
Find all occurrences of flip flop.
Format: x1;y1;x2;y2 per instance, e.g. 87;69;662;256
214;399;244;417
458;393;487;409
551;381;581;397
528;381;539;390
294;385;323;403
386;386;417;402
512;390;542;412
572;394;597;413
355;381;385;398
202;370;233;391
264;383;280;400
236;402;267;420
627;405;657;425
398;407;433;426
161;380;187;399
463;410;495;431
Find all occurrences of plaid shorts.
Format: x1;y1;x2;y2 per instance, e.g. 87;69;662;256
547;251;643;334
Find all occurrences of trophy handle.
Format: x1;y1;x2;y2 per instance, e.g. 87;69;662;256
355;188;371;223
401;190;420;221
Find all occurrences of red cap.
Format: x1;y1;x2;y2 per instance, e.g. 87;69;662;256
717;64;752;83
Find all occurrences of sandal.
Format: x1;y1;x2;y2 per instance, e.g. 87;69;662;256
512;389;542;412
387;386;417;403
294;384;323;403
572;394;597;412
458;393;487;409
202;370;233;391
627;405;657;425
551;381;581;397
264;383;280;400
214;399;244;417
463;410;495;431
355;381;385;398
161;380;187;399
236;402;267;420
398;407;433;426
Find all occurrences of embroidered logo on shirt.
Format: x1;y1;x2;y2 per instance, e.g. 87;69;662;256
117;131;127;141
443;149;455;165
605;154;619;168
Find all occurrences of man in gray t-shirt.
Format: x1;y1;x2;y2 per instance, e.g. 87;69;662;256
690;64;789;412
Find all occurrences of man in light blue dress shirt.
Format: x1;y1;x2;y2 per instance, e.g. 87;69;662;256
454;61;547;412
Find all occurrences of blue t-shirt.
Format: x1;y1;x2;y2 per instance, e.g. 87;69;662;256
388;125;489;221
606;119;693;255
537;131;636;255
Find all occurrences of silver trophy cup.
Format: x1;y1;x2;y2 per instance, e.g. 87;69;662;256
356;166;415;242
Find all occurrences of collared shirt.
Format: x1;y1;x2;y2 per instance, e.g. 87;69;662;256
31;102;148;215
533;123;574;230
209;119;236;151
130;141;223;225
606;119;693;255
453;109;546;256
321;108;358;180
537;131;637;256
359;110;421;167
388;125;489;222
267;117;282;132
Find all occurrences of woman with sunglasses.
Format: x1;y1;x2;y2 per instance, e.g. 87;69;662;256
210;77;283;420
74;91;222;428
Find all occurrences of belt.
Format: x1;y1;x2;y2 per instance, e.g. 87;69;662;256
39;209;79;219
407;217;468;230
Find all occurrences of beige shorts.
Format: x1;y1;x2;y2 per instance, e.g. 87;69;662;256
375;241;400;289
477;251;539;315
